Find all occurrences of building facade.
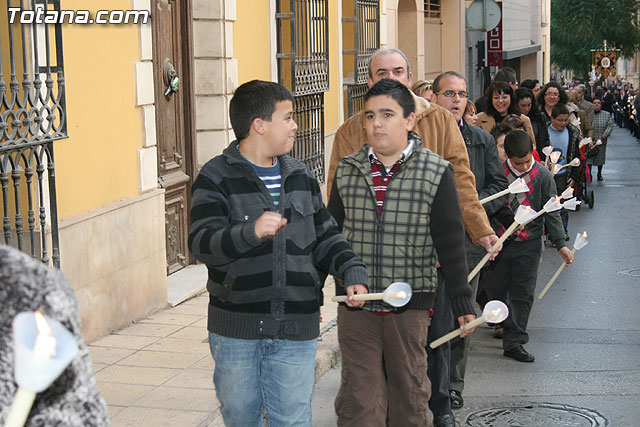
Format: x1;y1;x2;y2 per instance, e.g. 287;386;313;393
1;0;550;341
1;0;167;341
465;0;550;99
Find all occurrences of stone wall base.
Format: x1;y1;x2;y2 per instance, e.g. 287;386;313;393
59;189;167;341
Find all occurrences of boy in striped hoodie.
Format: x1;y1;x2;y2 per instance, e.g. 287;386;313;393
189;80;368;426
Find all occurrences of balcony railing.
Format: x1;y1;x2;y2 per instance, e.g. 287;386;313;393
0;0;67;267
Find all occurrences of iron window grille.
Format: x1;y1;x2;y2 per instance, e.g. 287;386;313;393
346;83;368;118
0;0;67;267
424;0;441;19
293;93;324;184
343;0;379;118
276;0;328;184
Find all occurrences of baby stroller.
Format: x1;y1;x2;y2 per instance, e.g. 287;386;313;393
574;143;595;210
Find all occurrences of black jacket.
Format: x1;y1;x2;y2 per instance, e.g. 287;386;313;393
460;119;509;216
460;120;512;242
529;111;550;159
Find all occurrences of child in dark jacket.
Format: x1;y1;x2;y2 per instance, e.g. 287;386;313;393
484;130;573;363
188;80;368;426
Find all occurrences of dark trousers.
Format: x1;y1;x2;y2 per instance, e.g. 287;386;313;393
554;174;569;232
426;270;452;417
336;306;431;427
449;274;478;394
589;164;604;178
450;239;484;394
483;238;542;350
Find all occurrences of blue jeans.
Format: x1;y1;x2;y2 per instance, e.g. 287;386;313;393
209;332;318;427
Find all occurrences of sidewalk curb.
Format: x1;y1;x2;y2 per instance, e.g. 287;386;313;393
315;320;340;379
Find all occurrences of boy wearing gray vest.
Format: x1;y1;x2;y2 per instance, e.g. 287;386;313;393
328;79;476;426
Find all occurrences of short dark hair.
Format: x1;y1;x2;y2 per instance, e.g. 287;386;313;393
432;71;466;94
364;78;415;118
504;130;533;158
537;81;568;108
490;122;512;141
229;80;294;141
520;79;539;90
503;114;524;129
514;88;539;117
551;103;569;118
494;67;517;85
486;81;518;119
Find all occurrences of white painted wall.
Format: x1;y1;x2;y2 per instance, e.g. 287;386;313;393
501;0;540;51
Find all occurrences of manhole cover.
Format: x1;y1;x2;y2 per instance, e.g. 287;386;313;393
465;403;607;426
618;268;640;277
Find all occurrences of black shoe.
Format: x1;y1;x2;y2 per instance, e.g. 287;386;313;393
503;345;535;362
449;389;463;410
564;233;570;241
433;412;456;427
597;175;603;181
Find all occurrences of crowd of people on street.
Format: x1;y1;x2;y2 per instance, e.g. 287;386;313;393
189;48;630;426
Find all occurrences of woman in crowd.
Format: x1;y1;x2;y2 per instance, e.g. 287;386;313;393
464;100;478;127
588;98;614;181
515;87;549;159
411;79;434;101
521;79;542;99
476;81;537;154
537;81;568;124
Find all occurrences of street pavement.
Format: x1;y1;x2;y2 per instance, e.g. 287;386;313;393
89;125;640;426
312;125;640;426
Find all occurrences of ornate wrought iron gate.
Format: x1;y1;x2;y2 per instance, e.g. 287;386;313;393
343;0;379;118
276;0;329;184
0;0;66;267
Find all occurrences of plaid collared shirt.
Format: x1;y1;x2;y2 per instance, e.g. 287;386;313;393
368;138;415;215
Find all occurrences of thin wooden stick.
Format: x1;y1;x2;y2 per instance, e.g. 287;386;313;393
429;317;485;349
467;221;519;283
331;292;406;302
538;248;577;299
479;187;510;205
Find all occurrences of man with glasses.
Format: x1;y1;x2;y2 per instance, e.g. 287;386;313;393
430;72;509;421
328;49;498;257
328;49;501;427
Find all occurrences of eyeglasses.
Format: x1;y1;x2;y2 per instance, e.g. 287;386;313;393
436;90;469;98
545;92;560;98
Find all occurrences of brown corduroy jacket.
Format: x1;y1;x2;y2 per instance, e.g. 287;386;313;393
327;93;494;243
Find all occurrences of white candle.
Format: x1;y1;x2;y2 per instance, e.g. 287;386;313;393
33;311;57;360
4;388;37;427
5;312;57;427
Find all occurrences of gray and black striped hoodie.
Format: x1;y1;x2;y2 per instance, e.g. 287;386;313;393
189;142;368;341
